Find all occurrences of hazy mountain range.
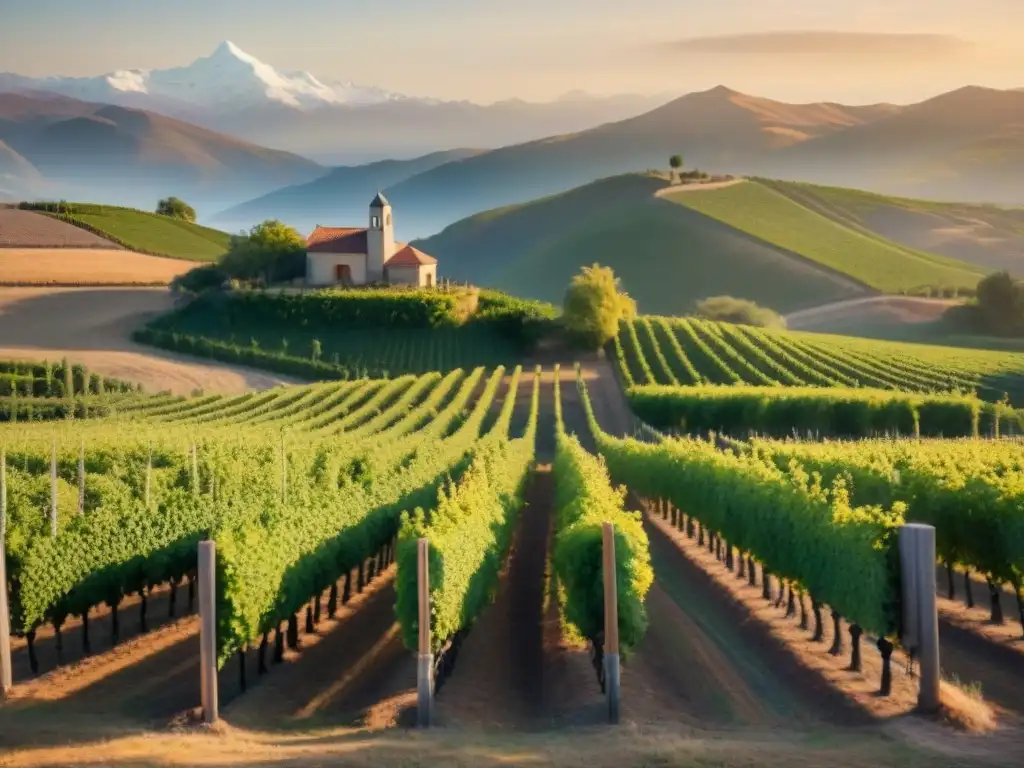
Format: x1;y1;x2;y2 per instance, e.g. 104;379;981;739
0;90;323;209
1;41;1022;235
213;84;1024;239
0;41;670;163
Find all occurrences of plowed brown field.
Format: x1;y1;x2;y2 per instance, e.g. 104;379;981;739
0;209;120;248
0;249;194;285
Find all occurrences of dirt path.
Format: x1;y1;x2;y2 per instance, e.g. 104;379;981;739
227;565;416;729
654;178;746;197
554;366;868;726
434;468;555;728
785;295;958;331
0;286;299;393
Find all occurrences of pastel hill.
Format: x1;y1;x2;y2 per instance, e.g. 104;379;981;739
772;86;1024;204
13;202;232;261
413;174;989;315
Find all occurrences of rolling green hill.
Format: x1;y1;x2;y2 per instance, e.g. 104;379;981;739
665;181;986;293
415;174;989;316
24;203;232;261
759;179;1024;275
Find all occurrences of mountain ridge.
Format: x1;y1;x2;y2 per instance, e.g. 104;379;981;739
0;42;673;160
0;90;324;211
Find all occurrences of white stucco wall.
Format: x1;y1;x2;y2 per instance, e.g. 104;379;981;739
386;265;420;286
306;252;367;286
387;264;438;287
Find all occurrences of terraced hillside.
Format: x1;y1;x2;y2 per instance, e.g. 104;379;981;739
664;181;986;293
15;203;231;261
761;179;1024;275
417;175;990;316
416;174;870;315
614;315;1024;406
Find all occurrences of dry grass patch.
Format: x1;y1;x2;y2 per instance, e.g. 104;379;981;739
0;249;194;285
940;679;998;733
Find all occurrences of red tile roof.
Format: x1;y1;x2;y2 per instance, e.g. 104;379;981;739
385;245;437;267
306;226;368;253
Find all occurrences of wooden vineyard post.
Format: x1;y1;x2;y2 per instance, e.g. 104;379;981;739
198;540;219;723
899;523;940;714
1;449;12;698
416;538;433;726
602;522;621;724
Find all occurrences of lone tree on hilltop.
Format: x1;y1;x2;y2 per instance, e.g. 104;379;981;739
669;154;683;182
220;219;307;285
156;196;197;222
562;263;636;350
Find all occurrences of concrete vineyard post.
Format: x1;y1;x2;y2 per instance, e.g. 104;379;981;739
898;523;940;713
416;537;433;726
0;449;12;698
198;540;218;723
602;522;621;724
49;439;57;538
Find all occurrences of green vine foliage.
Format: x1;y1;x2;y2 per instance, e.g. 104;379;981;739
551;366;652;656
211;366;512;665
752;438;1024;593
577;372;904;639
628;384;986;439
394;368;539;652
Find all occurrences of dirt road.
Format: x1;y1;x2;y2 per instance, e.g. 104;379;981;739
0;286;298;393
785;295;958;331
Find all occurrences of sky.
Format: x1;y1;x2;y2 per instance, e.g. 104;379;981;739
2;0;1023;104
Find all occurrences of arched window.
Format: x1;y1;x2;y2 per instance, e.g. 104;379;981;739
386;213;391;226
371;215;380;228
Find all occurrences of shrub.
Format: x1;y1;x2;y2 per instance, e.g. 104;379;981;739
694;296;786;329
172;263;228;294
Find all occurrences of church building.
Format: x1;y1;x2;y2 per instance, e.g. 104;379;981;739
305;192;438;287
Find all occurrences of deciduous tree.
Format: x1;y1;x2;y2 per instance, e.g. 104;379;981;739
562;264;636;349
156;197;197;223
220;219;307;285
669;154;683;182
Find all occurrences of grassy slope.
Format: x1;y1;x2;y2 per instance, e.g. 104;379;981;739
759;179;1024;274
666;181;987;292
416;174;868;315
46;206;231;261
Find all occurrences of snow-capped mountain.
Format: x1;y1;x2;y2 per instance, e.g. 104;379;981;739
0;41;671;163
0;41;406;113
